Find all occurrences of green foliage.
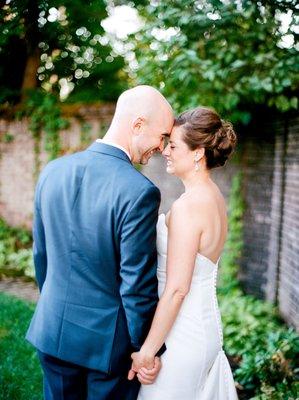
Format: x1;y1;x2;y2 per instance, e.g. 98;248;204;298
0;292;42;399
240;330;299;399
0;219;34;280
21;89;69;162
79;120;92;146
218;173;299;398
218;172;244;293
0;0;127;105
2;133;14;143
132;0;299;122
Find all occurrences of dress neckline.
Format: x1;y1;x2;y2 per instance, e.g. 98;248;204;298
159;213;220;267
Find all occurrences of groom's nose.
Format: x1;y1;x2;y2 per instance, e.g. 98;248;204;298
157;140;164;153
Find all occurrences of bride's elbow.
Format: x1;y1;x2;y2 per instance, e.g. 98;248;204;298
174;289;188;302
164;286;189;302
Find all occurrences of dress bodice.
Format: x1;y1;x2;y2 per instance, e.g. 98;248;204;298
156;213;223;347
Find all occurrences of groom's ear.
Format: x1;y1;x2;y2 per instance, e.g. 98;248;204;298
132;117;146;135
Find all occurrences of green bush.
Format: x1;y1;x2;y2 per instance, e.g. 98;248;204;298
133;1;298;123
218;173;299;399
0;219;34;279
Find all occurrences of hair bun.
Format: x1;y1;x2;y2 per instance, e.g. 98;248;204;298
209;121;237;168
175;107;237;169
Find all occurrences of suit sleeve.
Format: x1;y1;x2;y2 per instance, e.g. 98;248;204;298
119;185;161;351
32;182;47;292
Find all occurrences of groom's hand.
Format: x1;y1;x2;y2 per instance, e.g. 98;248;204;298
128;356;161;384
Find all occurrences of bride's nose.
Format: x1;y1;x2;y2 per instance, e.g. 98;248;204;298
162;143;170;157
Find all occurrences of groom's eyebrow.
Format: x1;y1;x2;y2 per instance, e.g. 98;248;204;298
162;132;170;137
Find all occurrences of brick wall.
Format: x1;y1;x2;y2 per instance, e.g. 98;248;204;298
266;121;286;303
239;127;276;298
0;109;298;329
0;119;36;228
0;104;114;228
278;118;299;328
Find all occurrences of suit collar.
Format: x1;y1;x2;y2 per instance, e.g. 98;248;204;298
95;139;131;161
87;141;132;164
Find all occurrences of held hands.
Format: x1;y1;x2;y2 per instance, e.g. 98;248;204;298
127;351;161;385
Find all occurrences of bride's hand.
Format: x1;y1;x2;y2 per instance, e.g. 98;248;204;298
137;357;162;385
128;355;161;384
131;350;155;370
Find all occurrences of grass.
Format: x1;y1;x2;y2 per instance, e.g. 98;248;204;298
0;292;42;400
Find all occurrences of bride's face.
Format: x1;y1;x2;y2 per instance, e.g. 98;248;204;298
162;126;195;177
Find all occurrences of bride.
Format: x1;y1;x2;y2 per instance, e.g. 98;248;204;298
129;106;238;399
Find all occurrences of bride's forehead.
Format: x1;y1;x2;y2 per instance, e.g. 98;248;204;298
170;125;184;140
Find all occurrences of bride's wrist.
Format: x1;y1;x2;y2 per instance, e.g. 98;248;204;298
140;344;155;359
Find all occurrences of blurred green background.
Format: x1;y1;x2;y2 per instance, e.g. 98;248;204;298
0;1;298;399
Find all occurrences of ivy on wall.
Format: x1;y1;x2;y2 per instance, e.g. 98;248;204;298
16;90;68;179
5;92;113;183
23;90;69;158
79;120;92;147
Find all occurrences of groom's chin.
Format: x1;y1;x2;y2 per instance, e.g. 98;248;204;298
140;155;152;165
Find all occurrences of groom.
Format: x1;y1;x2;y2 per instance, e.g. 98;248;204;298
26;85;174;399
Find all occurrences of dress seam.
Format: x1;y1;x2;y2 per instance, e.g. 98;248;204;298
213;265;231;400
195;285;207;395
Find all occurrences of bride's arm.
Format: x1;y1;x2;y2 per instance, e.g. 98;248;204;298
130;197;202;371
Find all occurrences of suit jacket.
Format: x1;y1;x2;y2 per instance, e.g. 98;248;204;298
26;141;162;374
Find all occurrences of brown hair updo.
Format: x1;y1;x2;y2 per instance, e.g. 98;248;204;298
174;107;237;169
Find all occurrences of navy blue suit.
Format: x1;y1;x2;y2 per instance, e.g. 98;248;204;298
26;141;162;399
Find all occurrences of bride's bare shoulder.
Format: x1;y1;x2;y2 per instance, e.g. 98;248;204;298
168;185;225;224
169;193;205;220
179;188;217;209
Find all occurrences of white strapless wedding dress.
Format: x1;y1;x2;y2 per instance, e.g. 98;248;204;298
138;214;238;400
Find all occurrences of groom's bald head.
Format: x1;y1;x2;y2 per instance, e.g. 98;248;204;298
113;85;173;124
106;85;174;164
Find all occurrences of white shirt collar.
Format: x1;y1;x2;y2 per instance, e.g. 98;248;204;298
96;139;131;161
